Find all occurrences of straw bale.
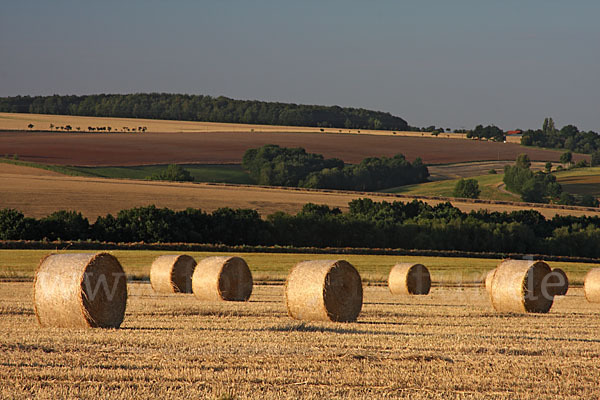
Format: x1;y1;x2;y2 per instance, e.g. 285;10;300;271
547;268;569;296
33;253;127;328
192;256;253;301
150;254;196;293
484;269;496;297
285;260;363;322
584;268;600;303
388;263;431;295
490;259;554;313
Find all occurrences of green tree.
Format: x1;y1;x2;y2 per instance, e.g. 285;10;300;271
560;151;572;165
545;162;552;173
453;178;481;199
516;153;531;169
147;164;194;182
592;151;600;167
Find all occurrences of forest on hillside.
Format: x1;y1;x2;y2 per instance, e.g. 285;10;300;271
0;93;410;131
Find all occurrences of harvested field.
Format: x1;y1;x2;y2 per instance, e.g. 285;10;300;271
1;111;450;137
557;175;600;197
1;278;599;398
0;130;587;166
427;161;548;181
2;164;600;220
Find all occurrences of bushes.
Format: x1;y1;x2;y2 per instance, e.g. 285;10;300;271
503;154;562;203
242;145;429;191
242;145;343;186
147;164;193;182
453;179;480;199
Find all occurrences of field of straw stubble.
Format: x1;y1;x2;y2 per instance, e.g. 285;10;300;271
1;250;600;398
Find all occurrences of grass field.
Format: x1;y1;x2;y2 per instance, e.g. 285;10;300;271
555;167;600;197
1;258;599;398
59;164;253;184
385;166;600;202
383;174;513;201
0;249;594;285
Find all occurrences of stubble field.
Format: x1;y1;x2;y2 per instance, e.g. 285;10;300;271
2;163;600;220
1;250;599;398
1;278;599;398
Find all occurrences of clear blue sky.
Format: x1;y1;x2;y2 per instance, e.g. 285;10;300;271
1;0;599;131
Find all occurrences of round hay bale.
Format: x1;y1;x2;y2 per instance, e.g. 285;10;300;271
150;254;197;294
285;260;363;322
547;268;569;296
584;268;600;303
192;256;253;301
388;263;431;295
490;259;554;314
33;253;127;328
484;269;496;296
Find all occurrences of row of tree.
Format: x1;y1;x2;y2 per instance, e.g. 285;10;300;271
2;201;600;257
0;93;410;131
241;144;429;191
521;117;600;157
466;125;505;141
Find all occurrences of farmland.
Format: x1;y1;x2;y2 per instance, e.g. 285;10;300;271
2;163;600;220
0;111;451;137
1;248;599;398
389;166;600;202
0;129;589;167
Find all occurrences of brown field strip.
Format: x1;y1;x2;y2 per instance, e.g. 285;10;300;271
0;129;588;166
558;175;600;197
1;165;599;220
1;281;599;398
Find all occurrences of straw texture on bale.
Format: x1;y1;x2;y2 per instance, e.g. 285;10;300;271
388;263;431;295
33;253;127;328
547;268;569;296
150;254;197;293
484;269;496;297
285;260;363;322
490;259;554;314
584;268;600;303
192;256;253;301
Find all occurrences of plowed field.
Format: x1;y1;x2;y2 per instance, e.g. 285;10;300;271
0;130;587;166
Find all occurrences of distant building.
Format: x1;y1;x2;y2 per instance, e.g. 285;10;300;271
505;130;522;143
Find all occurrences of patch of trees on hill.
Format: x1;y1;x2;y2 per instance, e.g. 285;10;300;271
467;125;505;141
0;93;410;131
503;154;598;207
521;117;600;159
2;201;600;257
241;144;429;191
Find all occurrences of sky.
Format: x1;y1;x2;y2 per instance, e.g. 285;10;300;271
1;0;599;131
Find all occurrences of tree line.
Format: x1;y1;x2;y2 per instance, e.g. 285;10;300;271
521;117;600;159
242;144;429;191
0;93;410;131
2;200;600;258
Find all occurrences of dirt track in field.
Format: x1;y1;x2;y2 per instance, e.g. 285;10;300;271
1;164;598;220
0;131;587;166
